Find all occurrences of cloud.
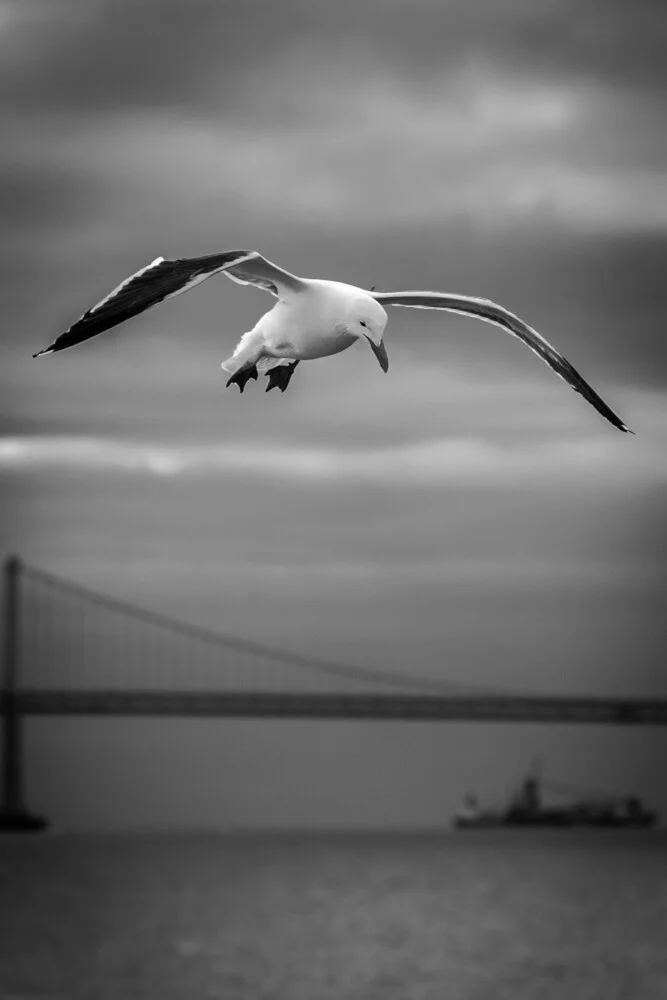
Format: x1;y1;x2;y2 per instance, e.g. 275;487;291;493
3;1;667;115
1;425;664;487
3;64;666;239
1;2;666;244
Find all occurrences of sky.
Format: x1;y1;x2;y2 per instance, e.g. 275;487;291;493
1;0;666;829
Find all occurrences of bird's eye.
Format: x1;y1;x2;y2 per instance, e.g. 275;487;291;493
360;320;368;328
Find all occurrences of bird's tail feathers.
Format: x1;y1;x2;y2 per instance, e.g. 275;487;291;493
220;330;263;374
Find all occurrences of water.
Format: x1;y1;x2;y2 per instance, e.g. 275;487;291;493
1;832;666;999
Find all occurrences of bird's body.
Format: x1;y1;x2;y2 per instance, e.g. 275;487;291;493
34;249;630;431
233;279;384;366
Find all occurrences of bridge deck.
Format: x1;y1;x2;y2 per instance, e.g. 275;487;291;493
6;690;667;724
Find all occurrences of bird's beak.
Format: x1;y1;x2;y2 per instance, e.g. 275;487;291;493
366;336;389;373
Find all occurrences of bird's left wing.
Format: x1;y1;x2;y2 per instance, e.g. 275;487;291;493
222;253;305;297
373;291;631;433
33;251;305;357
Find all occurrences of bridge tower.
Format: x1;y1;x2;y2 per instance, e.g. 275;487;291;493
0;555;48;833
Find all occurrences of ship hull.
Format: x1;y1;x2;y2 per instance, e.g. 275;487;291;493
453;811;658;830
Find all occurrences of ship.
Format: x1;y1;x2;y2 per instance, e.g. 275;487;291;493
453;767;659;830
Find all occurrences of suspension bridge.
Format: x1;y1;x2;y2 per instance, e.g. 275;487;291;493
2;554;667;831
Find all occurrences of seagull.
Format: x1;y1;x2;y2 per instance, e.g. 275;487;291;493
33;249;630;431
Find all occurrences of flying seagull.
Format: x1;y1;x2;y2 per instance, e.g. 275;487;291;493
33;249;630;431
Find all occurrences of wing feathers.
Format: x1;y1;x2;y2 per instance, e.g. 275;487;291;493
374;291;630;433
223;255;305;296
33;250;304;357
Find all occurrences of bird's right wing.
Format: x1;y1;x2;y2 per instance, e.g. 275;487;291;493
374;291;631;433
33;250;305;357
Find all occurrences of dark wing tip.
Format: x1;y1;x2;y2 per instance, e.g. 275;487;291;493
556;354;631;433
30;251;255;361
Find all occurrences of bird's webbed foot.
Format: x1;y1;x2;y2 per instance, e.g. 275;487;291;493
265;361;300;393
226;363;259;393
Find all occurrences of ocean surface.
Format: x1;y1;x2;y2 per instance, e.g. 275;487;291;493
1;831;666;999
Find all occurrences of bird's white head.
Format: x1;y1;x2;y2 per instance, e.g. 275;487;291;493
349;294;389;372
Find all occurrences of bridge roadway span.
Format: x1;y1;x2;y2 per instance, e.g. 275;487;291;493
6;690;667;724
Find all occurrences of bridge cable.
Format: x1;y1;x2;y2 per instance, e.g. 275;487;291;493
22;563;524;697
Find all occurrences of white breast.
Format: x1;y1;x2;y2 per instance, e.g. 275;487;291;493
263;283;359;361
